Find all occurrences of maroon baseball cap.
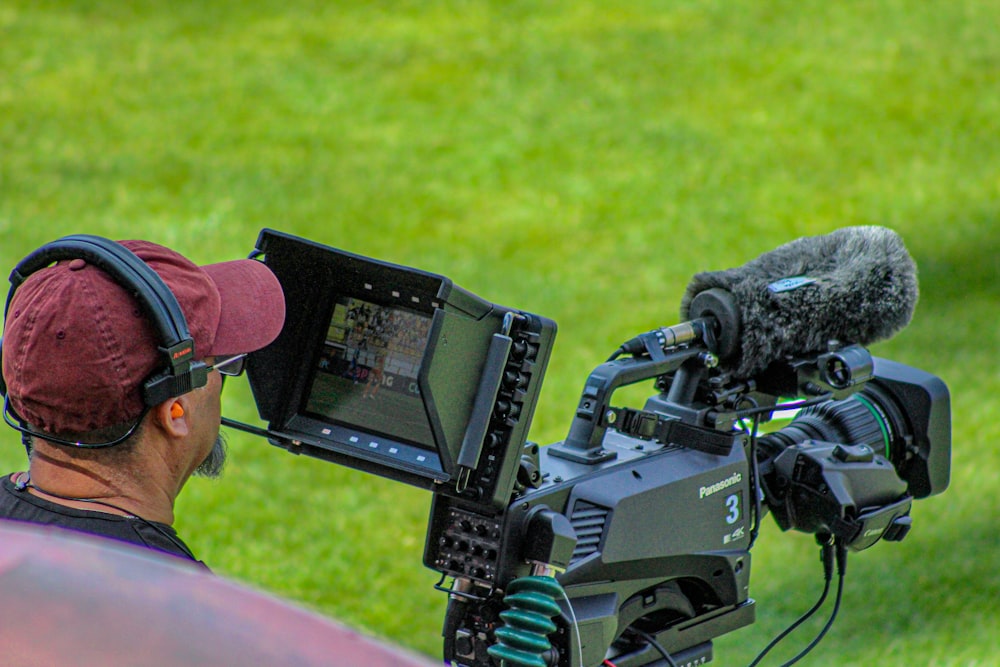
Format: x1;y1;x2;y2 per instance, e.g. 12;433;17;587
2;240;286;435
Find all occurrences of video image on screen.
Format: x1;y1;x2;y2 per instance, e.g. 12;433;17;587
304;296;435;448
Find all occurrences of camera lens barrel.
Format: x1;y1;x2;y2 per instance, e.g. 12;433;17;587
759;391;895;458
760;359;950;500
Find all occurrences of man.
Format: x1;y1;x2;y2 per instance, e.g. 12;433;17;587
0;239;285;566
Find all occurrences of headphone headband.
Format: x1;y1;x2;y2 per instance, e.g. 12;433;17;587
2;235;208;419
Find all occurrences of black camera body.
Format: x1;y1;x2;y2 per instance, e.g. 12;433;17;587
234;230;951;667
441;432;756;667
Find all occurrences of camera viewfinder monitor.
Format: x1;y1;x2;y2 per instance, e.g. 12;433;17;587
241;229;555;508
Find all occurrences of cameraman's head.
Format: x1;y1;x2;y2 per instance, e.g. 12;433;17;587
1;239;285;521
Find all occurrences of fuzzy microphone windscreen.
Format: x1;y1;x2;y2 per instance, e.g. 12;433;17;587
680;226;918;380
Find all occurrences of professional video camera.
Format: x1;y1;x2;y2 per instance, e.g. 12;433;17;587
226;227;950;667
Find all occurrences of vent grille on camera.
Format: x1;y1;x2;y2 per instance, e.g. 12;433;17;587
570;501;610;563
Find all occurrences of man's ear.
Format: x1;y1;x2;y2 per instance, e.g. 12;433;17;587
153;398;190;438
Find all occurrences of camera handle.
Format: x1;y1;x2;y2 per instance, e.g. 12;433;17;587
548;347;708;464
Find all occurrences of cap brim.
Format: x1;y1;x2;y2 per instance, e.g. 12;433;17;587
201;259;285;357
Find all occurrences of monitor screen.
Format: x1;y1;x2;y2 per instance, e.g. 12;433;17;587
303;296;435;448
244;228;556;500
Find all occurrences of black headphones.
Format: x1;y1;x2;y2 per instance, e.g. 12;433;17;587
1;234;208;445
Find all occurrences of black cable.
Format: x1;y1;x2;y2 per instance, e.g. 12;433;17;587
778;542;848;667
747;540;835;667
4;395;148;449
743;405;764;551
732;394;834;420
628;628;679;667
740;393;832;552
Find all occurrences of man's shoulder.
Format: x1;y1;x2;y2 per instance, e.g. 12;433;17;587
0;473;28;515
0;473;203;567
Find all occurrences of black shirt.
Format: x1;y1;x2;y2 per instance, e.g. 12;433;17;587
0;474;206;568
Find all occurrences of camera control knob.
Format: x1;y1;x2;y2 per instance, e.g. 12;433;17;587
832;444;875;463
503;370;530;389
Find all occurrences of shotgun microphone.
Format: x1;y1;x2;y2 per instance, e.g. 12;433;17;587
677;226;918;379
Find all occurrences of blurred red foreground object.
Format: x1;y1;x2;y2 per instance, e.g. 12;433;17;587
0;520;437;666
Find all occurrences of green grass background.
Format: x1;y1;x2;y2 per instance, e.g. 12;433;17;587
1;1;997;665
